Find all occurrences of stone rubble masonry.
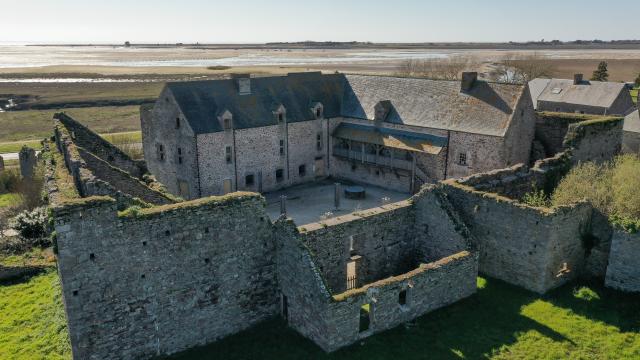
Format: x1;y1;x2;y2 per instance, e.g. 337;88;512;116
19;145;37;179
53;193;278;360
562;115;624;165
605;229;640;292
54;117;173;208
55;113;147;179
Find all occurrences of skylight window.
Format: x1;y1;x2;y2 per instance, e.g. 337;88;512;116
551;88;563;94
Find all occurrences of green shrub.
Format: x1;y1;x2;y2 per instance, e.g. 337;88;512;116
12;207;49;243
0;169;21;193
573;286;600;302
521;189;551;208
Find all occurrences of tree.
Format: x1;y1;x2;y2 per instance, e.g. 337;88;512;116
496;53;555;84
395;56;473;80
124;41;131;47
591;61;609;81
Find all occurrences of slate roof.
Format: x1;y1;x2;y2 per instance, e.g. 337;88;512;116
624;109;640;133
165;73;524;137
342;75;522;136
528;78;551;110
166;72;345;134
533;78;627;109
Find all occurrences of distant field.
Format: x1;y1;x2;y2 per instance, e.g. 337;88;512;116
0;82;162;109
0;106;141;143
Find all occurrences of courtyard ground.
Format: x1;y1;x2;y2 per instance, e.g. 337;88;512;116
264;179;409;225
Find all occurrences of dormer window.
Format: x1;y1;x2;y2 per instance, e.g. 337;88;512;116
218;109;233;131
374;100;392;123
278;113;284;123
273;104;286;123
311;102;324;119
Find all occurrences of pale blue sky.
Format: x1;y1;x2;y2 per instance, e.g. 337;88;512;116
1;0;638;43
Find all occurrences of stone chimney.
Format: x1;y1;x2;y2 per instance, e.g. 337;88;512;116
231;74;251;95
461;72;478;92
573;74;584;85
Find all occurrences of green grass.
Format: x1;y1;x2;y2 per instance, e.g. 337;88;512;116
0;106;142;143
0;140;41;154
632;88;638;104
170;277;640;360
0;193;22;209
0;269;71;360
2;274;639;360
101;131;142;144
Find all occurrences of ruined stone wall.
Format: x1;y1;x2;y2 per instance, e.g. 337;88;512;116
299;201;417;294
564;117;623;164
623;130;640;154
534;113;583;157
142;88;200;199
605;229;640;292
55;113;146;179
320;251;477;352
77;147;172;206
53;194;278;360
441;181;592;293
330;157;413;193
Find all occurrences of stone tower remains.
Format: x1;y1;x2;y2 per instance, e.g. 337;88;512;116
19;146;36;179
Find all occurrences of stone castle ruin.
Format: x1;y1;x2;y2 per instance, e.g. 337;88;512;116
45;89;638;359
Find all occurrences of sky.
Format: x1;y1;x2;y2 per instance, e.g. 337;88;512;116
1;0;638;44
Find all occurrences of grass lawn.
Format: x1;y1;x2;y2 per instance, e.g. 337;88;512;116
0;193;22;209
0;269;71;360
0;106;141;143
632;88;638;104
2;274;639;360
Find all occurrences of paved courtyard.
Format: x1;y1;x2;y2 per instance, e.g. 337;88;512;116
264;179;410;226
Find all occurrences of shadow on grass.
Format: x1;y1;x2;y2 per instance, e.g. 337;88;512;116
0;265;49;286
164;277;575;360
544;278;640;333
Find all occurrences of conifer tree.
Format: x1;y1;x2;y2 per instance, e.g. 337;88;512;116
591;61;609;81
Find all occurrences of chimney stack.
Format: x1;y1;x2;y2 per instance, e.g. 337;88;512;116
461;72;478;92
573;74;583;85
231;73;251;95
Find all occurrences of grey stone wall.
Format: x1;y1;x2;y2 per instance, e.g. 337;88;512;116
605;229;640;292
299;201;417;294
441;181;592;293
53;194;278;360
55;113;146;179
141;88;200;199
446;131;506;179
503;85;536;167
19;146;36;179
564;117;623;164
623;130;640;154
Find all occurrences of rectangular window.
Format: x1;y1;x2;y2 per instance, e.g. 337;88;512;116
458;153;467;166
175;117;181;129
279;140;285;156
157;144;165;161
298;164;306;177
276;169;284;182
225;146;232;163
399;290;407;306
245;174;255;187
177;147;183;164
316;133;322;151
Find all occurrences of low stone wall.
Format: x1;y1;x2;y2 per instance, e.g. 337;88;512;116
605;229;640;292
53;193;278;360
54;112;146;178
564;116;624;164
321;251;477;352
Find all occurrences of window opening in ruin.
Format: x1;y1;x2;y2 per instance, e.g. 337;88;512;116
204;227;210;234
225;146;232;163
89;253;95;261
399;290;407;306
458;153;467;166
347;260;357;290
316;133;322;151
177;147;183;164
142;241;147;246
176;117;181;129
298;164;306;177
158;144;165;161
204;258;210;264
165;230;170;236
73;290;78;296
276;169;284;182
281;294;289;321
359;303;371;333
141;274;146;279
279;140;285;156
245;174;255;186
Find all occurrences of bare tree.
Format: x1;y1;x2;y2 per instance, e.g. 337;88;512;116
496;53;555;84
396;56;474;80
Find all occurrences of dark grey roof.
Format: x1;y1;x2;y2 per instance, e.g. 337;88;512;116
166;73;524;137
342;75;523;136
167;72;345;134
528;78;551;110
534;78;627;108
